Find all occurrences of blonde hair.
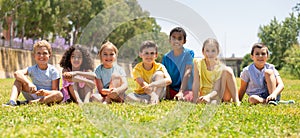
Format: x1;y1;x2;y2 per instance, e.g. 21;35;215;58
202;38;220;54
33;40;52;55
98;41;119;61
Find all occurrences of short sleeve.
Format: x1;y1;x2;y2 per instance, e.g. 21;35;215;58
118;67;126;77
50;66;60;80
185;49;194;65
240;67;250;83
94;65;102;79
27;65;34;76
132;64;142;80
160;64;169;78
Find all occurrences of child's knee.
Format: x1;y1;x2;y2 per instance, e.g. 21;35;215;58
152;71;164;80
248;95;263;104
111;73;121;79
264;69;274;77
14;80;28;91
54;91;64;101
248;96;256;104
223;67;234;76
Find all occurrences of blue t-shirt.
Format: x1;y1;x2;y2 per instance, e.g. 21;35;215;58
162;47;194;92
94;64;126;89
27;64;60;90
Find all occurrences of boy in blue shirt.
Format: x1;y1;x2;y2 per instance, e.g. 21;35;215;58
162;27;194;101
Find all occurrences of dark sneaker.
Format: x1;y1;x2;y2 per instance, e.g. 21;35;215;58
2;100;18;107
268;100;278;106
17;100;29;105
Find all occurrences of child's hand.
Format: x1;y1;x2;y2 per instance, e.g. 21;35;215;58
101;89;112;96
174;91;184;101
28;83;37;94
63;72;73;81
35;89;46;96
266;93;277;102
143;84;152;94
198;95;211;103
108;89;119;99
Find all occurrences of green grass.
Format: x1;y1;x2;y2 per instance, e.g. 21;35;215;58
1;78;300;137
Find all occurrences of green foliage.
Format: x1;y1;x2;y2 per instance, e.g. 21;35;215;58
240;53;252;70
258;13;300;70
283;44;300;79
79;0;167;63
1;78;300;137
0;0;164;50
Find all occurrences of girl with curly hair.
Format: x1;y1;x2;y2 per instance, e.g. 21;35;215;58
59;44;96;104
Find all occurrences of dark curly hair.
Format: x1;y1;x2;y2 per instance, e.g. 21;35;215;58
59;44;94;71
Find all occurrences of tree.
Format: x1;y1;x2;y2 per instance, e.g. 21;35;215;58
283;44;300;78
258;13;299;70
240;53;252;70
79;0;165;62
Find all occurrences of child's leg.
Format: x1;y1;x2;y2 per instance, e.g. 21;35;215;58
149;71;166;104
70;84;83;104
248;95;265;104
221;67;239;103
109;73;122;88
35;90;63;104
10;79;30;101
265;69;276;95
90;93;104;102
125;93;149;104
82;86;92;103
106;73;124;103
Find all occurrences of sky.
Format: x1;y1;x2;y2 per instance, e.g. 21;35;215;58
137;0;299;58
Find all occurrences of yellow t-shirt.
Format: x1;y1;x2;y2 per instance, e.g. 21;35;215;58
194;58;224;95
132;62;167;94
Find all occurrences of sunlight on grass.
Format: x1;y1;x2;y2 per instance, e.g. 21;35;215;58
1;78;299;137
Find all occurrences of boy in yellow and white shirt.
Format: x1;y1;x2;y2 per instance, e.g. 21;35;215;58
126;40;172;104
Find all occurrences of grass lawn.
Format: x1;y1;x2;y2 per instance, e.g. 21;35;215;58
1;78;300;137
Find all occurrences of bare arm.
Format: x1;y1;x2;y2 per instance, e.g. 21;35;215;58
95;78;105;95
179;64;193;92
192;60;200;103
51;79;60;90
72;75;95;88
238;79;248;101
72;71;96;80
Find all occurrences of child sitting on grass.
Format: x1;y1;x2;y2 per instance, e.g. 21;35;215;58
59;44;95;104
3;40;63;106
162;27;194;101
238;43;284;105
91;41;128;104
193;38;240;104
126;40;172;104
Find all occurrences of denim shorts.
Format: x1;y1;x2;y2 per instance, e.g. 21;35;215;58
259;92;281;101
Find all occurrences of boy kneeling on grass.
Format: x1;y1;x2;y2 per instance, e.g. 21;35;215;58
126;40;172;105
3;40;63;106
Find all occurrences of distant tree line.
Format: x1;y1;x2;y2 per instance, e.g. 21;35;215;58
241;4;300;78
0;0;170;60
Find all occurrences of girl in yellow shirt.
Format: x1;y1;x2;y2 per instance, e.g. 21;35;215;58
192;38;240;105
